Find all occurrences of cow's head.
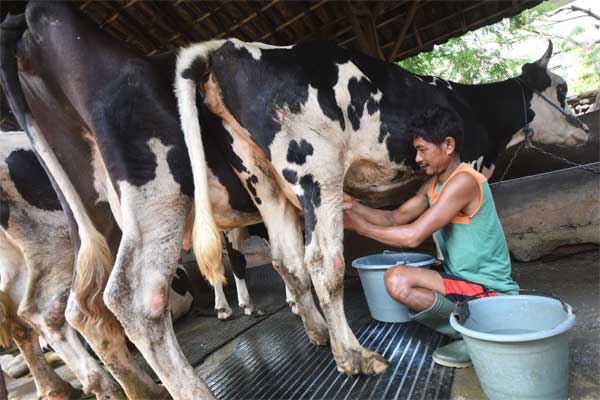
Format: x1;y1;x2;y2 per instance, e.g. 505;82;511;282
517;41;589;147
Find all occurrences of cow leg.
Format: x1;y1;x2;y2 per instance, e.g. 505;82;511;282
222;136;328;345
245;192;328;344
299;178;388;375
12;322;75;400
0;238;74;399
214;278;233;320
267;131;388;375
225;229;263;316
267;206;329;346
103;190;214;400
285;285;300;315
65;295;162;399
17;255;123;399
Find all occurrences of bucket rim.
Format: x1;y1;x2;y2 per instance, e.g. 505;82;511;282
449;295;576;342
352;252;436;270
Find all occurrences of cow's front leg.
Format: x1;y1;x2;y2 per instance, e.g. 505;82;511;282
300;181;389;375
225;228;262;316
103;195;214;400
214;279;233;320
285;285;300;315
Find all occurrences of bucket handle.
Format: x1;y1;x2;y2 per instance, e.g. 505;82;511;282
453;289;573;325
382;250;443;268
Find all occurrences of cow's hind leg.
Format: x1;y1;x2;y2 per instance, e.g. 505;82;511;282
17;251;123;399
65;295;161;399
266;202;329;345
104;189;214;399
223;134;328;345
309;189;388;374
0;238;75;399
276;136;388;375
11;320;75;400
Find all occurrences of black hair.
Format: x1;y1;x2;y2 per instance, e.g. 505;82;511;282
409;105;464;153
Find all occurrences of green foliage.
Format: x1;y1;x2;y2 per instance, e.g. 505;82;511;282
397;3;599;95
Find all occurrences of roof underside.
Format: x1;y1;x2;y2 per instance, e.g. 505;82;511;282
80;0;543;60
0;0;542;131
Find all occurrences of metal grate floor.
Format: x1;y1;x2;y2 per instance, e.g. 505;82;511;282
198;308;453;400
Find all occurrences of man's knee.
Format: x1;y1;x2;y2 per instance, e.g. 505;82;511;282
384;266;414;303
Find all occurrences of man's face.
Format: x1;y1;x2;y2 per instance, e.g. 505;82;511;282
413;136;452;176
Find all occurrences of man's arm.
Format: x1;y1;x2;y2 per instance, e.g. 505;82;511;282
344;180;430;227
345;173;479;248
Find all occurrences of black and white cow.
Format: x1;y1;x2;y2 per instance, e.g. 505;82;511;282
175;39;589;375
0;131;123;399
0;4;321;398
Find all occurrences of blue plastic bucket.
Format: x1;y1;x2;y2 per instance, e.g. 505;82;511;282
450;295;576;400
352;252;436;322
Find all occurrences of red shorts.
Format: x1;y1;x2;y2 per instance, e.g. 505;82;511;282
439;272;498;302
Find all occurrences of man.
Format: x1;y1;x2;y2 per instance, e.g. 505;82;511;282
343;105;519;368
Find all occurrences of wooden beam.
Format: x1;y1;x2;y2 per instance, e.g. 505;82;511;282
391;3;529;59
412;21;422;50
338;0;432;47
259;0;328;42
373;0;486;50
347;3;373;56
387;0;420;61
217;0;280;39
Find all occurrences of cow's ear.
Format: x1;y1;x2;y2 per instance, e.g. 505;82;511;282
520;62;552;91
534;40;553;68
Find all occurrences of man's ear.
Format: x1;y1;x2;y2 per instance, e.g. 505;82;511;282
444;136;456;155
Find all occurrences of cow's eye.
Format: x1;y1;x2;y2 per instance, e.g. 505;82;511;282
558;84;567;95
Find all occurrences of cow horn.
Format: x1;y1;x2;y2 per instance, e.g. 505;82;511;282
535;40;553;68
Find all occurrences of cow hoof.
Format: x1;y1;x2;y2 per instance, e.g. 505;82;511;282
335;349;389;375
240;304;265;317
98;389;127;400
66;387;85;399
216;307;233;320
42;386;79;400
287;301;299;315
307;328;329;347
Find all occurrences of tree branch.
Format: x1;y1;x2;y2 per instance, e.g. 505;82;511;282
550;5;600;21
569;5;600;21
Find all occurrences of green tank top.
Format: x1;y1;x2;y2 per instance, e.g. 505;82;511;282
427;164;519;294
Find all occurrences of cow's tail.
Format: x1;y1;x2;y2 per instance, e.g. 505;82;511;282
0;14;114;325
0;290;16;348
175;41;227;286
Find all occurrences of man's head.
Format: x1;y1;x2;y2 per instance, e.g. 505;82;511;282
410;105;463;176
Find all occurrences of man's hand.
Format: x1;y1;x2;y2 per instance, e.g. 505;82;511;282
343;193;354;210
344;209;366;231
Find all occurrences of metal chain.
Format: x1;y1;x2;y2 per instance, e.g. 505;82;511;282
524;140;600;175
498;138;527;182
498;136;600;183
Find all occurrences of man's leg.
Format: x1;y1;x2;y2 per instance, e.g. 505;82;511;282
383;265;445;311
383;266;470;368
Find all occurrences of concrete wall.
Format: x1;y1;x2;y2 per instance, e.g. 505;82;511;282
491;162;600;261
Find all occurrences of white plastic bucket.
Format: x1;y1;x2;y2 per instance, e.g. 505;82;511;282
450;295;576;400
352;252;436;322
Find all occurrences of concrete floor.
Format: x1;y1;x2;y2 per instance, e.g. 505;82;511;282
451;249;600;400
5;249;599;399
